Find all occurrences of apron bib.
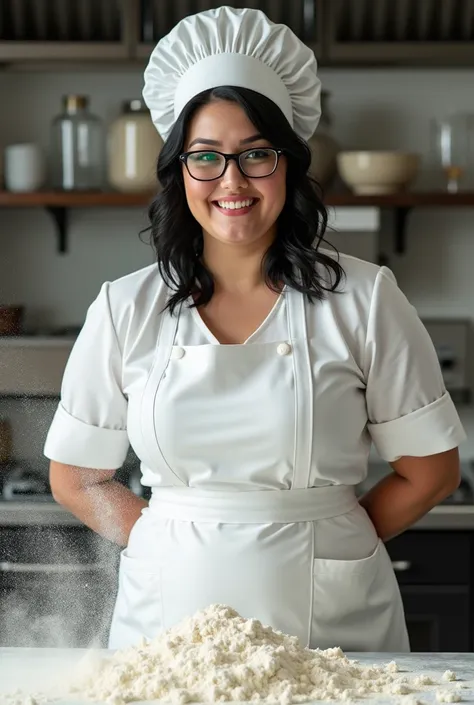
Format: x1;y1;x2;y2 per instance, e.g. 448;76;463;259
109;290;409;652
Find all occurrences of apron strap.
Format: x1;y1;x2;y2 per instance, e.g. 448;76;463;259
140;298;186;486
287;289;313;490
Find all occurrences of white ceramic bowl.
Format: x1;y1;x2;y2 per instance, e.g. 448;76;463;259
337;151;420;195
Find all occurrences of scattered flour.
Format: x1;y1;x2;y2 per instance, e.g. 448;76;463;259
436;691;462;703
443;672;457;683
64;605;448;704
413;676;435;687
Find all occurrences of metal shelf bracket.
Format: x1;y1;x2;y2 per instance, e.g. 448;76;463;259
394;206;413;255
45;206;69;254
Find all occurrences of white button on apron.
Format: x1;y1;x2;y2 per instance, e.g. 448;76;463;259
170;346;185;360
277;342;292;356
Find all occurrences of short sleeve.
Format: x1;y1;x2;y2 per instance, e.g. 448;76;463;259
364;267;466;462
44;282;129;469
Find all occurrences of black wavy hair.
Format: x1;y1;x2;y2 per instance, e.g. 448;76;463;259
145;86;345;313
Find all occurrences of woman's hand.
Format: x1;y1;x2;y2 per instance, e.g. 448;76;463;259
359;448;461;541
50;461;148;546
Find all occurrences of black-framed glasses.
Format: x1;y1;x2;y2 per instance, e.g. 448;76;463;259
179;147;284;181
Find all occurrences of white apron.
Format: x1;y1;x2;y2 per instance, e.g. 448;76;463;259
109;289;409;652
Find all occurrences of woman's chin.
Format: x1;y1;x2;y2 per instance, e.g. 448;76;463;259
205;227;268;247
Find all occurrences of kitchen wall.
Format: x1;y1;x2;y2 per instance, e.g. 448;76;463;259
1;66;474;466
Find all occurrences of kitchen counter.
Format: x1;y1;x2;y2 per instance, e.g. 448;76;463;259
2;501;474;529
0;501;83;526
0;649;473;703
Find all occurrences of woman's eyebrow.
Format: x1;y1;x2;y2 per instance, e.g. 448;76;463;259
187;133;264;148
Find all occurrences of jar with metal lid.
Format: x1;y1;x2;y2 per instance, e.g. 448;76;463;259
51;94;105;190
107;99;163;192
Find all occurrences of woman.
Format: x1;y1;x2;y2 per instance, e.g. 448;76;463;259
45;7;465;652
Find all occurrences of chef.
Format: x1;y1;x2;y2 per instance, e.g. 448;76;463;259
45;6;465;652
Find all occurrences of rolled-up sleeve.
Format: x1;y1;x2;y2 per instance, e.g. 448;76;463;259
364;267;466;462
44;282;129;469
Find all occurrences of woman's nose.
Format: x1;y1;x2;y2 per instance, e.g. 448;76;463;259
220;159;249;189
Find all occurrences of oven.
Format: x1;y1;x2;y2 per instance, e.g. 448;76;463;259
0;459;143;648
0;524;120;648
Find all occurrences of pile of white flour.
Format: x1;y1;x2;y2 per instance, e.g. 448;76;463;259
66;605;461;705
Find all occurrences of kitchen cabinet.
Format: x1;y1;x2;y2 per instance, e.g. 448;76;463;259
386;530;473;652
1;1;474;67
0;0;131;62
325;0;474;66
0;338;74;397
135;0;323;60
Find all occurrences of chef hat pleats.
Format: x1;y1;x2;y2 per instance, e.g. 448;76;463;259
143;6;321;142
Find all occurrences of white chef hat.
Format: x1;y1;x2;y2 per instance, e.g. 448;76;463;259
143;6;321;142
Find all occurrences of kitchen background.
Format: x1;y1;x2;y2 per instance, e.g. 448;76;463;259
1;0;474;653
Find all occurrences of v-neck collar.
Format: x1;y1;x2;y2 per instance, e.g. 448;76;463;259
189;289;286;345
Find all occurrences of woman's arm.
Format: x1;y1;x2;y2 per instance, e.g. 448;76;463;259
50;461;148;546
359;448;461;542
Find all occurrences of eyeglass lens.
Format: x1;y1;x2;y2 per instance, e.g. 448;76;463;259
186;149;278;180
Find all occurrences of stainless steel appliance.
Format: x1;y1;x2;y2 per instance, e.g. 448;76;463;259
422;318;471;404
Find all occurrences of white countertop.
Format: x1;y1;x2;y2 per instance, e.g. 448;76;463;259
2;501;474;529
0;649;473;704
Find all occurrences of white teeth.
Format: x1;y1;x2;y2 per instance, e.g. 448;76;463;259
217;198;255;210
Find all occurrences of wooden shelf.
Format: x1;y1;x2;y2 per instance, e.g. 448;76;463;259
324;191;474;207
0;190;154;207
2;190;474;209
1;190;474;258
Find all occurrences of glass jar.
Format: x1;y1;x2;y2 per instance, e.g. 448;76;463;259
431;113;474;192
307;90;340;187
51;95;105;190
107;99;163;192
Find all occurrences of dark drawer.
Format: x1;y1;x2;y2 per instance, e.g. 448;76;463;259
385;531;470;585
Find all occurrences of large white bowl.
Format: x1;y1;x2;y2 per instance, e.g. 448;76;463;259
337;151;420;195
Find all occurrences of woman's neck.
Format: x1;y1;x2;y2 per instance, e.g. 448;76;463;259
201;231;275;295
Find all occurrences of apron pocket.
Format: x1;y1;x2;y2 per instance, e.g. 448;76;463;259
311;539;409;652
108;550;163;650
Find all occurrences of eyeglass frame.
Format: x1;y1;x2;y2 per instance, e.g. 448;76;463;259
178;147;284;181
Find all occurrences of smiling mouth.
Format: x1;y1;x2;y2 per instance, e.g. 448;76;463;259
213;198;258;214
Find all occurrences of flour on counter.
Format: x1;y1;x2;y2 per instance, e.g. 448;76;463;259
414;676;435;687
443;672;457;683
65;605;449;705
436;690;462;702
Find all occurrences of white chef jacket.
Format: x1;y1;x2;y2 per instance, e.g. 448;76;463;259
43;251;465;652
44;251;465;486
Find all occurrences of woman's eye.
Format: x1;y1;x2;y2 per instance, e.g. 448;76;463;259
189;152;219;163
245;150;271;160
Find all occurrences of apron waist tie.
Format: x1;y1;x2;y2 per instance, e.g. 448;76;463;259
148;485;358;524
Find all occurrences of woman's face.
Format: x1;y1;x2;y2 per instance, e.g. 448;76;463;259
182;99;287;249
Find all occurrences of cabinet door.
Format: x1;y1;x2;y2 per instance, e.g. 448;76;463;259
136;1;323;60
326;0;474;66
0;0;130;62
401;586;471;652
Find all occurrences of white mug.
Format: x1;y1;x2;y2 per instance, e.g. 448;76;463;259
4;143;46;192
